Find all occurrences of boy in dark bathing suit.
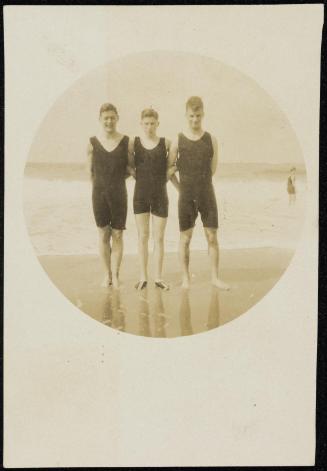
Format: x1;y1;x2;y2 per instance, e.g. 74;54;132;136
128;108;170;290
287;166;296;205
168;96;230;290
87;103;130;289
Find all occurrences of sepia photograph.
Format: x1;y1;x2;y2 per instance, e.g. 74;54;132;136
23;51;307;337
4;5;321;467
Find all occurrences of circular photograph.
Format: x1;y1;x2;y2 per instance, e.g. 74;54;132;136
24;51;307;338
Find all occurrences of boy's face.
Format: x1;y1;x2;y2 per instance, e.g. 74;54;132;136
141;116;159;137
186;107;204;131
100;110;118;133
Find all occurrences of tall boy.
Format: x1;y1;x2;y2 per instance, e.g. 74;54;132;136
168;96;229;290
87;103;129;289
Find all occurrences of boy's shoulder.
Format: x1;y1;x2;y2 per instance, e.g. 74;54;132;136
205;132;217;145
88;136;97;148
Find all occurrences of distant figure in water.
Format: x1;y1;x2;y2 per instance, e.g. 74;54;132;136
287;167;296;205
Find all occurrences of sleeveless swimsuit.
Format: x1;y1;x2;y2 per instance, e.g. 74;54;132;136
133;137;168;218
287;176;296;194
90;135;129;229
176;132;218;231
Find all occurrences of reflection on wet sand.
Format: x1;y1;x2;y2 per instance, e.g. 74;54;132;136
153;288;168;338
102;293;113;327
100;283;221;337
101;290;126;332
138;288;151;337
179;290;193;336
137;288;168;338
206;287;220;330
179;287;220;336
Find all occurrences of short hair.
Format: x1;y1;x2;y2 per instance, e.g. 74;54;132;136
141;108;159;120
186;96;204;112
290;167;296;172
99;103;118;117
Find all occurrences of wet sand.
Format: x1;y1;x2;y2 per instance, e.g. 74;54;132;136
39;247;294;338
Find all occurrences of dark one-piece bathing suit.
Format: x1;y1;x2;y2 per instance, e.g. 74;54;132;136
90;135;129;229
176;131;218;232
133;137;168;218
287;176;296;194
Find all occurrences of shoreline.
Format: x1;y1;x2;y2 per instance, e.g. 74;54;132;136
24;172;307;258
34;243;295;257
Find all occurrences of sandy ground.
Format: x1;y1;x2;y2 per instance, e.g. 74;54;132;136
39;247;294;338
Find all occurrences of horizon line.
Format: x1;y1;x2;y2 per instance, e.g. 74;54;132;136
26;160;305;167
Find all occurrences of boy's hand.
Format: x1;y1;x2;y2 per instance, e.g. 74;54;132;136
86;142;94;181
170;174;180;192
167;164;178;181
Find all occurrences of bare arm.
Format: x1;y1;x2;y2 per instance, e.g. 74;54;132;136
127;137;136;178
211;135;218;176
167;138;180;190
86;142;93;180
165;137;171;155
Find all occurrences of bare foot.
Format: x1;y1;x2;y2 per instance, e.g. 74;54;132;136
181;276;191;289
155;280;170;291
101;274;112;288
135;280;148;290
212;278;230;290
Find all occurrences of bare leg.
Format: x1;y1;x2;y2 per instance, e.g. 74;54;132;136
289;192;296;206
111;229;123;289
153;214;169;289
204;227;230;290
179;228;193;289
135;213;150;288
98;226;112;287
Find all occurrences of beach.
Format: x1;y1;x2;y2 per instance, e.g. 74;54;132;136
39;247;293;338
24;163;306;336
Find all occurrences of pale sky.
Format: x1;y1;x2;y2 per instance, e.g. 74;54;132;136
28;51;304;166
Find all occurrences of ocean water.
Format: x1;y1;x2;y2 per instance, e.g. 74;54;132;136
23;166;307;256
